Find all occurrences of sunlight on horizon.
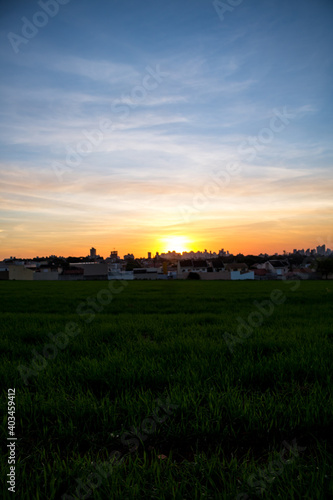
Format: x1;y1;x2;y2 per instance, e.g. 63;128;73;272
158;236;194;254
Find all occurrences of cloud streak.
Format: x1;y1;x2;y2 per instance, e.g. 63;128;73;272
0;0;332;257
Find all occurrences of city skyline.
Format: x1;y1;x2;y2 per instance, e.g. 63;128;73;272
1;241;331;262
1;236;333;261
0;1;332;260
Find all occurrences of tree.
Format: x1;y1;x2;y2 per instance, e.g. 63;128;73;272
125;259;141;271
187;272;200;280
316;258;333;279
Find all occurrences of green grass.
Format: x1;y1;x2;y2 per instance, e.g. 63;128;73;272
0;280;332;499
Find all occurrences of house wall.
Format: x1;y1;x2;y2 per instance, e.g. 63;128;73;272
266;263;288;275
108;271;134;280
71;263;108;278
84;275;108;280
8;266;34;280
0;270;9;280
177;271;231;280
200;271;230;280
177;271;191;280
225;266;248;272
58;274;84;281
230;271;254;280
134;273;159;280
84;264;107;280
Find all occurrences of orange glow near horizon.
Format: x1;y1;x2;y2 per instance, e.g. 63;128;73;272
0;217;332;260
158;236;194;254
2;234;330;261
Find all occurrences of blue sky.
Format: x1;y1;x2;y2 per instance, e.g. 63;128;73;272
0;0;332;258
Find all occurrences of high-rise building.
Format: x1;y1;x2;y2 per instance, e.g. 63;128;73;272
124;253;134;260
90;247;96;258
317;244;326;255
110;250;118;262
148;252;152;259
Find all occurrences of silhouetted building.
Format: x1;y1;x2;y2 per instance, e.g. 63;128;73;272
110;250;118;262
317;244;326;256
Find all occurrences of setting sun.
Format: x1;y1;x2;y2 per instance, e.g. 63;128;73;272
159;236;193;254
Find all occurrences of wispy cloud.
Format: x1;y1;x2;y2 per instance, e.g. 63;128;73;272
0;0;332;257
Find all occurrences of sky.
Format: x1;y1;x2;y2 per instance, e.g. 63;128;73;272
0;0;332;259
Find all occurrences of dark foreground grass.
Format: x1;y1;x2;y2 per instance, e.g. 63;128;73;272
0;280;332;499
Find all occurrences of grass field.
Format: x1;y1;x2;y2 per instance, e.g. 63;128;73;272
1;280;332;499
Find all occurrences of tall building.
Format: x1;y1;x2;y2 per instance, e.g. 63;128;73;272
317;244;326;255
124;253;134;260
90;247;96;258
110;250;118;262
148;252;152;259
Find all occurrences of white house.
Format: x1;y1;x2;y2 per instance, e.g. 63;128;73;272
257;260;289;276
